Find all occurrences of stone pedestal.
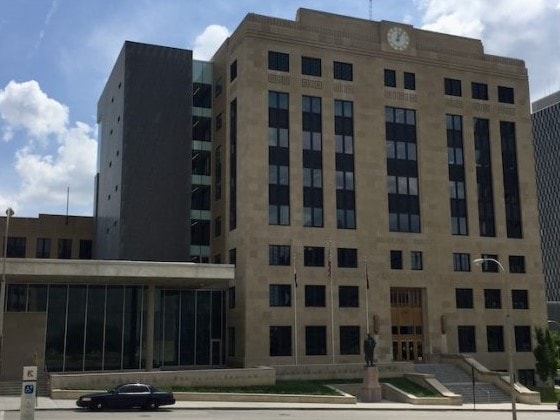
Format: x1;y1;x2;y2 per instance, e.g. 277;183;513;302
360;366;382;402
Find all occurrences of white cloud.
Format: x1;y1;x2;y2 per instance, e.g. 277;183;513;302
0;80;97;216
0;80;68;142
416;0;560;101
193;24;230;60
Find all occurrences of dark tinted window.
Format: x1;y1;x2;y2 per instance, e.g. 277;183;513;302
334;61;353;81
302;57;321;77
456;288;473;308
337;248;357;268
498;86;515;104
390;250;402;269
270;285;291;307
384;69;396;87
404;72;416;90
472;82;488;100
304;246;324;267
339;286;359;307
305;285;325;307
444;78;462;96
268;51;289;72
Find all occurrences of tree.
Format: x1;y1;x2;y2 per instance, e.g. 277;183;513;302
533;327;559;385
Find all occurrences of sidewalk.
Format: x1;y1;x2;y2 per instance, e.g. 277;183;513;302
0;396;557;412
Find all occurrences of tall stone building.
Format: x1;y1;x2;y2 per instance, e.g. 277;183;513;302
210;9;545;382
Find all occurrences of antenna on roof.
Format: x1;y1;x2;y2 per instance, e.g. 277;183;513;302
369;0;373;20
65;186;69;225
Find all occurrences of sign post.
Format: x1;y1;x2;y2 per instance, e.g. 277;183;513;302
20;366;37;420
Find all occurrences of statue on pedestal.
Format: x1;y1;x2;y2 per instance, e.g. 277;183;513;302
363;333;376;366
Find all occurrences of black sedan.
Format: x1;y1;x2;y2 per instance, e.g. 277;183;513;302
76;383;175;410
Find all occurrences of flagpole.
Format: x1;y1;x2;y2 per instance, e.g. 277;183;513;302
293;252;298;365
328;241;335;364
365;258;370;335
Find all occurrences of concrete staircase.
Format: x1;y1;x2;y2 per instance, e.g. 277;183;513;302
414;363;510;404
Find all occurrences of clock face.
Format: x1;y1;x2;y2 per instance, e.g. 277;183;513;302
387;26;410;51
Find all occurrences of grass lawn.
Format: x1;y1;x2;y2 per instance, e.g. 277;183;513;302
531;386;560;403
380;377;438;397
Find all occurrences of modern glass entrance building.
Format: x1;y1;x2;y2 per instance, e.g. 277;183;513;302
6;282;226;373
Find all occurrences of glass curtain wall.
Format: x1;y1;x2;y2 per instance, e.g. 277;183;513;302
153;289;225;367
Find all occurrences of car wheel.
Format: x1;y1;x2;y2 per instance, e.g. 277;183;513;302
92;400;105;411
144;399;159;410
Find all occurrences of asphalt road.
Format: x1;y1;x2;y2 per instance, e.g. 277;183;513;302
2;409;558;420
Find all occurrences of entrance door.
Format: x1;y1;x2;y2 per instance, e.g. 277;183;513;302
390;288;423;361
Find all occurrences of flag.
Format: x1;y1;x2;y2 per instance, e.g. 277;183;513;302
293;254;298;288
365;262;370;290
327;245;332;280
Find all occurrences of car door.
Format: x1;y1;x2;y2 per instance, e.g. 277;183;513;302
113;385;136;408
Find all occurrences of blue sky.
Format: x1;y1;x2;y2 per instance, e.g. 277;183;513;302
1;0;559;217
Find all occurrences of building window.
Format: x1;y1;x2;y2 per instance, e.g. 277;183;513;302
390;250;403;269
214;146;222;200
301;56;321;77
384;69;396;87
471;82;488;100
333;61;353;81
339;286;359;307
514;326;532;352
270;326;292;356
269;245;290;266
340;326;360;355
227;327;235;357
474;118;496;237
456;288;474;309
302;95;323;227
6;237;26;258
268;51;289;72
337;248;357;268
447;114;468;236
304;246;324;267
410;251;423;270
228;286;235;309
480;254;500;272
498;86;515;104
269;91;290;226
57;239;72;259
500;121;522;238
79;240;92;259
306;326;326;355
453;253;470;271
386;107;420;233
229;248;236;265
270;285;291;307
230;60;237;82
518;369;535;387
215;113;222;131
335;100;356;229
230;99;237;230
484;289;501;309
305;285;326;307
404;72;416;90
512;289;529;309
444;78;462;96
509;255;525;273
36;238;51;258
487;326;504;352
214;217;221;237
457;325;476;352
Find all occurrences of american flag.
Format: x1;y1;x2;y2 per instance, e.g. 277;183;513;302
293;254;298;288
365;262;370;289
327;245;332;279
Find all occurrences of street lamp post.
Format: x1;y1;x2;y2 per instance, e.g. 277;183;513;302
0;207;14;372
473;257;516;420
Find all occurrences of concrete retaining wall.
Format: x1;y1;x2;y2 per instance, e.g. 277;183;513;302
275;362;414;381
50;366;275;391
